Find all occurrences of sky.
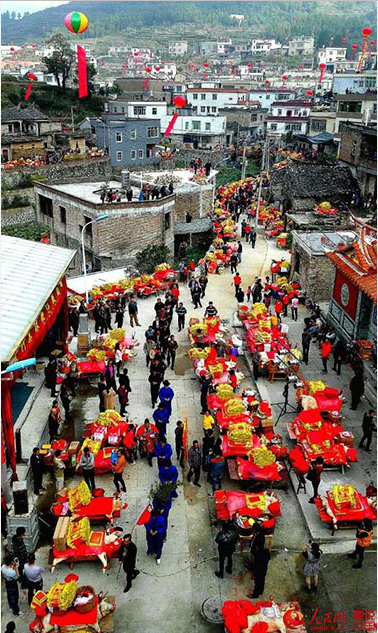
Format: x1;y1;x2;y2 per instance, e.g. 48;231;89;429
1;1;69;14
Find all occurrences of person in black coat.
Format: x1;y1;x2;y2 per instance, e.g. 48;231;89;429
118;534;139;592
332;339;346;376
114;307;124;328
97;377;107;412
359;409;376;451
30;448;44;495
44;359;57;397
248;540;270;598
215;522;238;578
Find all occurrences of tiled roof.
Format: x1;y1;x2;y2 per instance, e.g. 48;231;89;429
326;239;377;303
2;105;48;123
187;88;249;94
284;163;357;198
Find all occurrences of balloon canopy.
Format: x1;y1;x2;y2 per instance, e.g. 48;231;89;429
64;11;88;34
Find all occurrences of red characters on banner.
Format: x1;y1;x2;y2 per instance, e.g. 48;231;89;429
25;73;36;101
164;96;186;137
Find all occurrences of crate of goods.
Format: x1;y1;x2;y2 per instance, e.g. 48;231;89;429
357;340;371;361
68;441;80;458
53;516;70;552
338;431;354;447
261;416;274;433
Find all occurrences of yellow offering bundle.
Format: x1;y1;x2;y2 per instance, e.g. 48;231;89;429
119;279;134;290
208;362;223;376
216;384;234;401
66;517;91;549
251;446;276;467
189;347;210;360
319;201;331;211
109;328;125;341
228;422;253;446
68;481;91;511
155;263;169;272
94;410;123;427
103;337;117;350
308;380;326;395
224;398;246;417
81;438;102;456
245;493;266;512
47;578;77;611
333;484;356;508
87;349;106;361
190;323;207;336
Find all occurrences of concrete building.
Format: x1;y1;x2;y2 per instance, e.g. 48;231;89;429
200;40;232;55
251;39;282;55
79;114;160;168
1;105;61;137
338;123;377;200
168;41;188;57
220;105;267;143
332;72;377;95
290;230;355;301
334;93;377;140
288;36;314;57
34;180;175;273
308;109;336;136
165;112;226;148
318;47;347;66
248;89;296;109
266;100;310;138
186;87;250;115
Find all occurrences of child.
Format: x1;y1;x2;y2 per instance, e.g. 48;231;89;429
246;286;252;302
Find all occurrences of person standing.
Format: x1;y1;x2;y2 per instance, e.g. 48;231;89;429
112;448;127;493
302;541;322;591
153;403;170;441
233;272;242;297
208;447;225;497
251;350;261;382
1;555;23;617
347;518;373;568
97;376;107;412
176;302;187;332
187;440;202;487
118;383;129;417
45;358;57;397
159;380;174;417
359;410;376;451
302;329;311;365
30;448;44;496
53;449;65;492
11;527;28;577
320;338;332;373
114;343;123;377
332;339;346;375
250;228;257;248
128;296;140;327
79;446;96;494
307;456;324;503
159;459;179;499
146;509;166;565
349;372;365;410
149;368;162;408
248;542;271;598
154;437;173;472
230;253;238;274
114;307;124;328
48;400;61;442
291;296;299;321
203;410;215;433
166;336;178;370
175;421;185;468
192;283;202;309
23;553;44;606
202;429;215;475
204;301;218;317
118;534;139;593
215;522;238;578
60;380;73;421
237;241;243;263
105;360;117;392
200;376;210;415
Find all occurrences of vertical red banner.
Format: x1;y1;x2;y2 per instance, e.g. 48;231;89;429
77;45;88;98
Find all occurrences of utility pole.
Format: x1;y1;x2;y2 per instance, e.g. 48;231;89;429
241;141;247;180
254;139;268;229
71;106;75;132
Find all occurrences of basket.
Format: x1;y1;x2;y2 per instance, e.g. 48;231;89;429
74;586;95;614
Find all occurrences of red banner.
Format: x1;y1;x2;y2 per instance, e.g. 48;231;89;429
333;270;359;319
77;45;88;99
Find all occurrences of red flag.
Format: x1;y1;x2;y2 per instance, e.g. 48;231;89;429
137;504;152;525
77;45;88;98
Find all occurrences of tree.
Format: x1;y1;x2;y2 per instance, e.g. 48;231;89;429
11;11;16;19
17;12;21;19
135;244;171;274
42;34;75;89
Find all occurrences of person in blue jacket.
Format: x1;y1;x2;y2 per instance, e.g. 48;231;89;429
145;509;166;565
154;437;173;472
153;402;170;440
158;380;174;417
152;494;172;540
159;459;179;498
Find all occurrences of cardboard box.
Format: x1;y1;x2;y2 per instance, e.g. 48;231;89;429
53;517;70;552
68;441;80;458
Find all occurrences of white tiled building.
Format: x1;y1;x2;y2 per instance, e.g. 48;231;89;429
318;47;347;65
267;100;310;138
186;88;249;115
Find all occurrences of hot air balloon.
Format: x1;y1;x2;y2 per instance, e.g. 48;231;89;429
25;72;36;101
164;95;186;137
318;62;326;83
64;11;89;98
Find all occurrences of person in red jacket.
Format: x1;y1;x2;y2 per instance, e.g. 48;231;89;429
320;339;332;373
189;260;195;272
233;273;241;297
282;293;290;317
275;300;283;322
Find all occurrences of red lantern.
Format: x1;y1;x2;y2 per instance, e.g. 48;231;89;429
133;51;139;57
297;64;303;70
10;47;14;52
247;61;252;68
264;78;270;91
281;74;288;92
203;62;209;68
25;72;36;101
363;27;372;38
146;67;152;73
306;90;313;96
144;67;152;90
368;40;375;58
350;43;358;61
282;74;288;80
341;37;347;43
155;66;160;71
318;62;326;83
203;61;209;80
165;96;186;137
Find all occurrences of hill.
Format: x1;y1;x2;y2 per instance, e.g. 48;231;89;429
1;1;376;49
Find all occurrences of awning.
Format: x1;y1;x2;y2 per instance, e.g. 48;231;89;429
306;131;334;145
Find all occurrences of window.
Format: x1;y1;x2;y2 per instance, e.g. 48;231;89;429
351;139;357;157
116;151;123;161
133;106;146;115
211;106;217;113
130;150;136;160
138;149;144;159
339;101;362;113
152;107;157;115
8;124;12;133
192;121;201;130
270;124;277;131
192;93;198;100
121;107;125;113
91;125;96;134
373;103;377;114
146;145;154;158
39;195;53;218
185;122;189;130
164;213;171;230
311;119;326;132
212;94;217;100
266;95;271;100
201;94;206;100
84;216;93;236
59;206;66;224
205;122;211;131
116;132;122;142
201;106;206;113
114;106;117;112
277;109;282;115
251;114;257;122
130;129;137;139
294;109;299;115
147;126;158;138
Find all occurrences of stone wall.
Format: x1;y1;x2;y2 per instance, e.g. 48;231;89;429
174;186;214;221
290;242;334;302
2;158;112;191
2;205;36;227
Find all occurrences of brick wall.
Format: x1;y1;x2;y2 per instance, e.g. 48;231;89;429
290;242;335;301
2;158;111;191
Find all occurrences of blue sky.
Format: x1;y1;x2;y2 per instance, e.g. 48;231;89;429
2;1;69;14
